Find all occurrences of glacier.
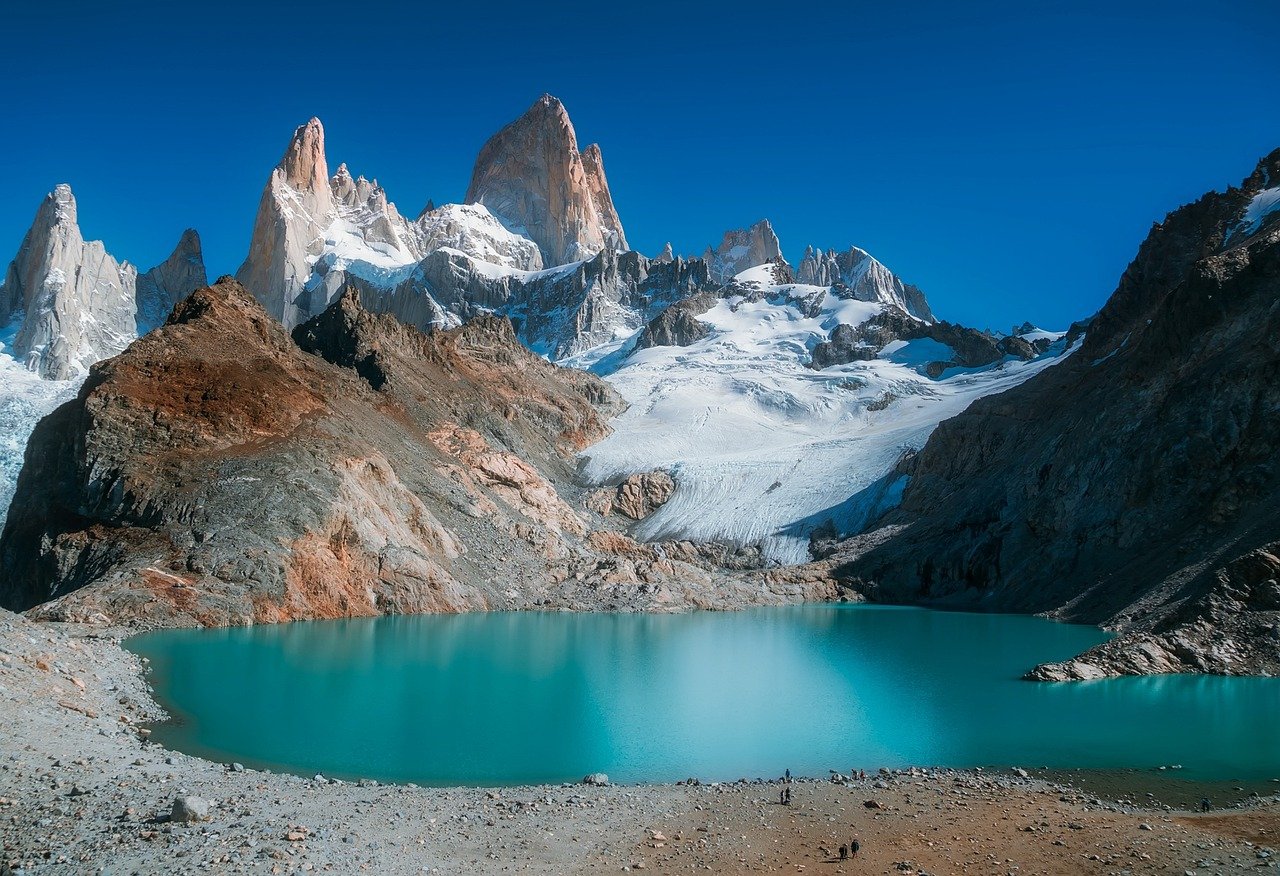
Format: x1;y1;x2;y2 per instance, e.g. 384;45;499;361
577;265;1074;564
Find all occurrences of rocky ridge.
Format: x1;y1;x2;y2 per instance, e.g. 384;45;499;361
797;245;935;321
0;278;835;626
830;148;1280;678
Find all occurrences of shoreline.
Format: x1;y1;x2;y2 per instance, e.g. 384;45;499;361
4;609;1280;873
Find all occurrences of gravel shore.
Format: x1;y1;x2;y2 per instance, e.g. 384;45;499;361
2;609;1277;875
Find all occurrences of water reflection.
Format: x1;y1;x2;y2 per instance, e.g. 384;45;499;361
130;606;1280;785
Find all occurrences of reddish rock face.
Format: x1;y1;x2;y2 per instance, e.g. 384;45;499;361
465;94;628;266
0;281;834;627
0;279;616;625
587;471;676;521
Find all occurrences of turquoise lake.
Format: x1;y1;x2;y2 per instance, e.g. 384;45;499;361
128;605;1280;786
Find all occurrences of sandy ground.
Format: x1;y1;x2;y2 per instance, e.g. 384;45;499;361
2;609;1277;875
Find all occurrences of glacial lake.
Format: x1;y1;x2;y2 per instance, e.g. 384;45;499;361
128;605;1280;785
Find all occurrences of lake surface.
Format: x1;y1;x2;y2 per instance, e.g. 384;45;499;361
129;605;1280;786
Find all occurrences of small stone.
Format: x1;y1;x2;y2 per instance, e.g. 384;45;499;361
170;795;210;824
583;773;609;786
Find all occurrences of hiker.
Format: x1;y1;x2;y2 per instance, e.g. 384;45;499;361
784;787;792;805
839;844;848;860
1200;797;1212;812
785;768;791;782
851;837;860;857
779;789;785;805
859;769;866;780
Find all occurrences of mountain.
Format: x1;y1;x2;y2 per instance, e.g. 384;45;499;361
797;245;935;321
465;94;627;266
2;184;139;380
0;278;832;625
0;186;206;529
234;105;710;360
833;148;1280;678
136;228;207;334
580;262;1070;563
703;219;785;283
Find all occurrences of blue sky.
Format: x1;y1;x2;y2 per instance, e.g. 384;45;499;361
0;0;1275;331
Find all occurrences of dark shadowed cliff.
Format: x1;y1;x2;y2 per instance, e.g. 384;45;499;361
835;149;1280;678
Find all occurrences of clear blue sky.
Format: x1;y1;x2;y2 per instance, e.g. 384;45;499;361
1;0;1275;331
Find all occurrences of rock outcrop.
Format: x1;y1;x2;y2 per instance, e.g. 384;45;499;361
586;471;676;520
632;290;718;350
0;279;826;626
465;95;628;267
832;148;1280;678
809;307;1040;373
704;220;785;283
797;245;935;321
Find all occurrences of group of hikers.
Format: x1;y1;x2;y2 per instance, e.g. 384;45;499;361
779;768;863;864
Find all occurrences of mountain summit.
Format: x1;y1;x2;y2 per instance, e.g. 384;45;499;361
465;94;628;266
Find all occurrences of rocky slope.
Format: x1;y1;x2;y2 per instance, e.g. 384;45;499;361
833;148;1280;678
0;278;833;626
465;94;628;266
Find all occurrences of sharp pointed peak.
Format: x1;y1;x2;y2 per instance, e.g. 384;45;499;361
277;117;329;192
36;183;79;226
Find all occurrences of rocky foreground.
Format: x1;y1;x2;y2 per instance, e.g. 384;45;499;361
2;608;1278;875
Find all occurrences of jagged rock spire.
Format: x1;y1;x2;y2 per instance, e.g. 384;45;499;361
2;184;138;379
796;244;935;322
704;219;785;283
236;117;338;329
136;228;208;333
0;187;207;379
465;94;628;266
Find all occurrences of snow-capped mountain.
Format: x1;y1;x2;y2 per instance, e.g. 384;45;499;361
234;103;707;358
797;245;935;321
703;219;786;283
3;185;139;380
0;186;207;527
578;263;1072;563
0;95;1072;568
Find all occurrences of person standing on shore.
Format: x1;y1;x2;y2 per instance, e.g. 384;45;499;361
785;768;791;783
851;837;860;858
